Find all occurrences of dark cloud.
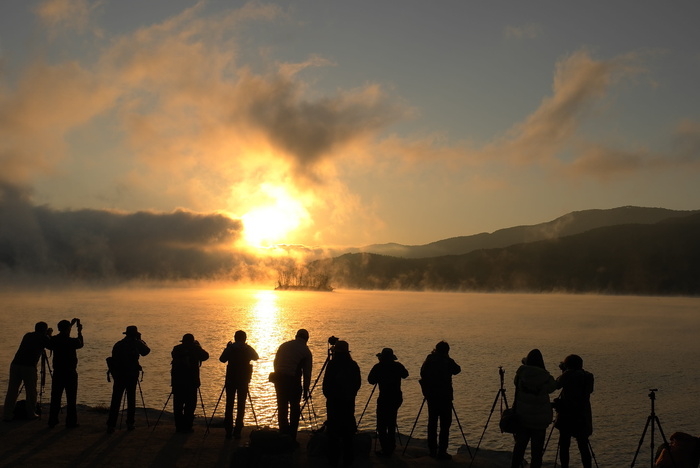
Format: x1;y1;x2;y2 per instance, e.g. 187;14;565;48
0;182;274;281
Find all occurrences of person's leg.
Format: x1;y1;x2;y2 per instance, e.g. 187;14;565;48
3;364;22;420
510;429;531;468
65;370;79;427
375;399;388;453
224;385;234;436
558;431;572;468
437;402;453;458
173;390;184;431
107;379;125;429
234;384;247;437
183;387;197;430
48;372;65;427
125;378;137;428
22;365;39;417
426;399;439;456
576;436;592;468
274;381;290;434
529;428;547;468
288;381;302;440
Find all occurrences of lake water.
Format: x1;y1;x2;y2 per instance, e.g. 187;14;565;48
1;287;698;466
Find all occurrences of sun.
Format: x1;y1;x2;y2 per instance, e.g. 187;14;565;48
241;184;309;247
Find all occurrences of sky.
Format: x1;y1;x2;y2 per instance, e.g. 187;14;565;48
2;0;700;258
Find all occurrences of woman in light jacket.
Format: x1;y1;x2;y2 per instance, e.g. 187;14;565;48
510;349;557;468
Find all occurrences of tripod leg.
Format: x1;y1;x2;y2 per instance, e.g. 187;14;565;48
402;398;425;456
470;389;503;468
205;384;226;437
543;420;556;453
198;387;208;426
248;391;259;427
152;392;172;432
630;416;652;467
452;404;472;458
589;440;599;468
357;383;377;427
137;380;149;427
654;416;677;468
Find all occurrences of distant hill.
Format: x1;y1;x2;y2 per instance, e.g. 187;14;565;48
316;211;700;295
340;206;700;259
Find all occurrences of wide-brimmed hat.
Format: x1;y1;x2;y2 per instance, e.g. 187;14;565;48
334;340;350;353
181;333;195;343
123;325;139;336
376;347;397;360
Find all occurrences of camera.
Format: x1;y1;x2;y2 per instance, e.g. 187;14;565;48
558;361;567;371
328;336;339;346
71;318;81;326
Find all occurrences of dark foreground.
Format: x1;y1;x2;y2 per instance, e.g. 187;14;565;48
0;405;513;468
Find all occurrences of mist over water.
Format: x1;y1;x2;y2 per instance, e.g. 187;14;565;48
1;288;698;466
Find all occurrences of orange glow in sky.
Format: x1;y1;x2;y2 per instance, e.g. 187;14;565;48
241;184;310;247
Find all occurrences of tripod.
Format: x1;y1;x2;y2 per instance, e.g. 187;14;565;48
402;397;471;458
38;350;54;416
631;389;676;468
469;366;509;468
205;383;260;437
300;338;335;415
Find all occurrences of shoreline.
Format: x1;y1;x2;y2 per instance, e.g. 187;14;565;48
0;404;513;467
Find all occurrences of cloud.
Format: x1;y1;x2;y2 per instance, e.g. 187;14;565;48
34;0;103;36
0;182;255;280
504;23;543;40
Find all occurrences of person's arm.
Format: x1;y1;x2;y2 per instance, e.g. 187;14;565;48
249;345;259;361
368;364;378;385
75;323;84;349
198;346;210;362
450;358;461;375
302;349;313;398
137;338;151;356
400;363;409;379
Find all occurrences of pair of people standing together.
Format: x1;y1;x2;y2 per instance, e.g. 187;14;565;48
510;349;594;468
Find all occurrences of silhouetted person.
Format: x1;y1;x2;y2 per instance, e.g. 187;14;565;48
47;319;84;428
368;347;409;457
510;349;557;468
106;325;150;432
219;330;259;439
273;328;312;441
171;333;209;433
323;340;361;467
554;354;594;468
420;341;461;460
655;432;700;468
3;322;52;421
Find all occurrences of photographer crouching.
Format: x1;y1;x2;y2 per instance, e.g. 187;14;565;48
554;354;595;468
47;318;84;428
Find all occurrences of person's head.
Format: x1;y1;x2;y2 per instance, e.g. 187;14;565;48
57;320;72;333
234;330;247;343
123;325;140;338
562;354;583;371
295;329;309;342
377;347;397;362
434;341;450;355
181;333;195;344
35;321;48;333
334;340;350;355
524;349;546;369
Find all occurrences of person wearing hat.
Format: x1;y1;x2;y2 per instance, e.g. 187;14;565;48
420;341;461;460
368;347;409;457
322;340;362;467
171;333;209;433
509;349;557;468
554;354;594;468
219;330;259;439
106;325;151;432
272;328;313;441
47;319;84;428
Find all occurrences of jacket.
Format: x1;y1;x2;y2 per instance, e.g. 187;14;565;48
513;364;557;430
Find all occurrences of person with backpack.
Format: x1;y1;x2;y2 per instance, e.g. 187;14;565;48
171;333;209;433
510;348;558;468
219;330;259;439
323;340;362;467
420;341;461;460
106;325;150;432
554;354;594;468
